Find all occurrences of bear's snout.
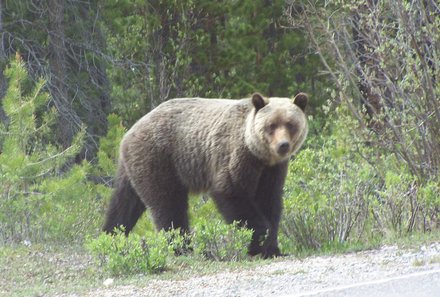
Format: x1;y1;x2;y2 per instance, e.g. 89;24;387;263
277;141;290;156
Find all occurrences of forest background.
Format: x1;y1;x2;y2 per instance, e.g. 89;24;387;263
0;0;439;277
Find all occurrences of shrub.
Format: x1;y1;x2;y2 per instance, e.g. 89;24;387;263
281;0;440;252
157;228;193;256
281;106;440;253
92;113;125;178
293;0;440;184
282;143;377;252
192;219;253;261
86;229;170;276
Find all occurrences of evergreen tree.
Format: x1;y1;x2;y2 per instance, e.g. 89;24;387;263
0;56;100;243
101;0;322;125
0;0;110;156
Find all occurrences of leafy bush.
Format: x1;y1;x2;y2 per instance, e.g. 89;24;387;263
282;142;377;252
374;164;440;235
162;228;193;256
86;218;252;276
280;0;440;253
418;181;440;230
86;229;170;276
294;0;440;184
281;106;440;253
192;219;253;261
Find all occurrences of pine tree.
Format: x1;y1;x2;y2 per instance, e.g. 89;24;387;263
0;56;90;243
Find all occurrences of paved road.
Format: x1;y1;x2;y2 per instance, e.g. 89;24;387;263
291;269;440;297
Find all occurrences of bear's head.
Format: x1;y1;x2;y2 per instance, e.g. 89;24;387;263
245;92;308;165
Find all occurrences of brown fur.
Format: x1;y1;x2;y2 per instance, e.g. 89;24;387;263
103;93;308;258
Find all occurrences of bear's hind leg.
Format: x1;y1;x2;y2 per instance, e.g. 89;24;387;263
144;181;191;255
103;165;146;235
149;184;190;234
124;151;191;235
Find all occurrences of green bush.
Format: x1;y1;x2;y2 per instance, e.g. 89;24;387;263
281;108;375;252
375;164;440;235
192;219;253;261
162;228;193;256
86;229;170;276
281;106;440;253
282;145;377;252
86;219;252;276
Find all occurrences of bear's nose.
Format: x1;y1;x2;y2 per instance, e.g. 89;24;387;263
277;141;290;155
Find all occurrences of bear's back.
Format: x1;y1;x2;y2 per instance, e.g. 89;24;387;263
123;98;253;193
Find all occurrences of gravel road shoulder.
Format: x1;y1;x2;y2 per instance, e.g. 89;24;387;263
70;242;440;297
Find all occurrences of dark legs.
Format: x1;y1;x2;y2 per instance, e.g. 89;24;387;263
103;157;287;258
149;186;190;234
214;192;270;236
254;162;288;257
103;163;190;236
212;162;288;258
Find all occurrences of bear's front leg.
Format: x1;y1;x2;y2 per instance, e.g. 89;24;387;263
211;188;274;258
254;161;289;258
247;222;279;258
211;154;281;258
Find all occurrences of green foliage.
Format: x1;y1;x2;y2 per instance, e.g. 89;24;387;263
86;229;170;276
101;0;324;125
282;108;374;251
163;228;193;256
189;196;223;222
282;104;440;253
419;181;440;216
299;0;440;181
34;162;101;242
94;113;125;177
282;145;376;251
192;219;253;261
2;1;110;151
0;58;101;243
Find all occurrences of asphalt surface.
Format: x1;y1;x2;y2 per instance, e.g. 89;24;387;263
291;269;440;297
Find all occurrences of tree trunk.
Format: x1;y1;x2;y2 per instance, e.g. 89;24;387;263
352;1;383;120
47;0;81;148
0;1;8;125
76;3;111;159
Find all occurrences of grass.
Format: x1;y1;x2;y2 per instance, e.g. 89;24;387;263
412;259;426;267
0;244;100;297
428;255;440;265
0;242;267;297
380;229;440;250
288;237;383;260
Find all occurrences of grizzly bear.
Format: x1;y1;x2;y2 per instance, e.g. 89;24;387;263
103;92;308;258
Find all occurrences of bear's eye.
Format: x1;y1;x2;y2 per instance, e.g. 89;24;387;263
286;122;297;133
269;123;278;131
266;123;277;135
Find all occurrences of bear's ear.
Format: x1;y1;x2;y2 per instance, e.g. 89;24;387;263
252;93;268;112
293;92;308;112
